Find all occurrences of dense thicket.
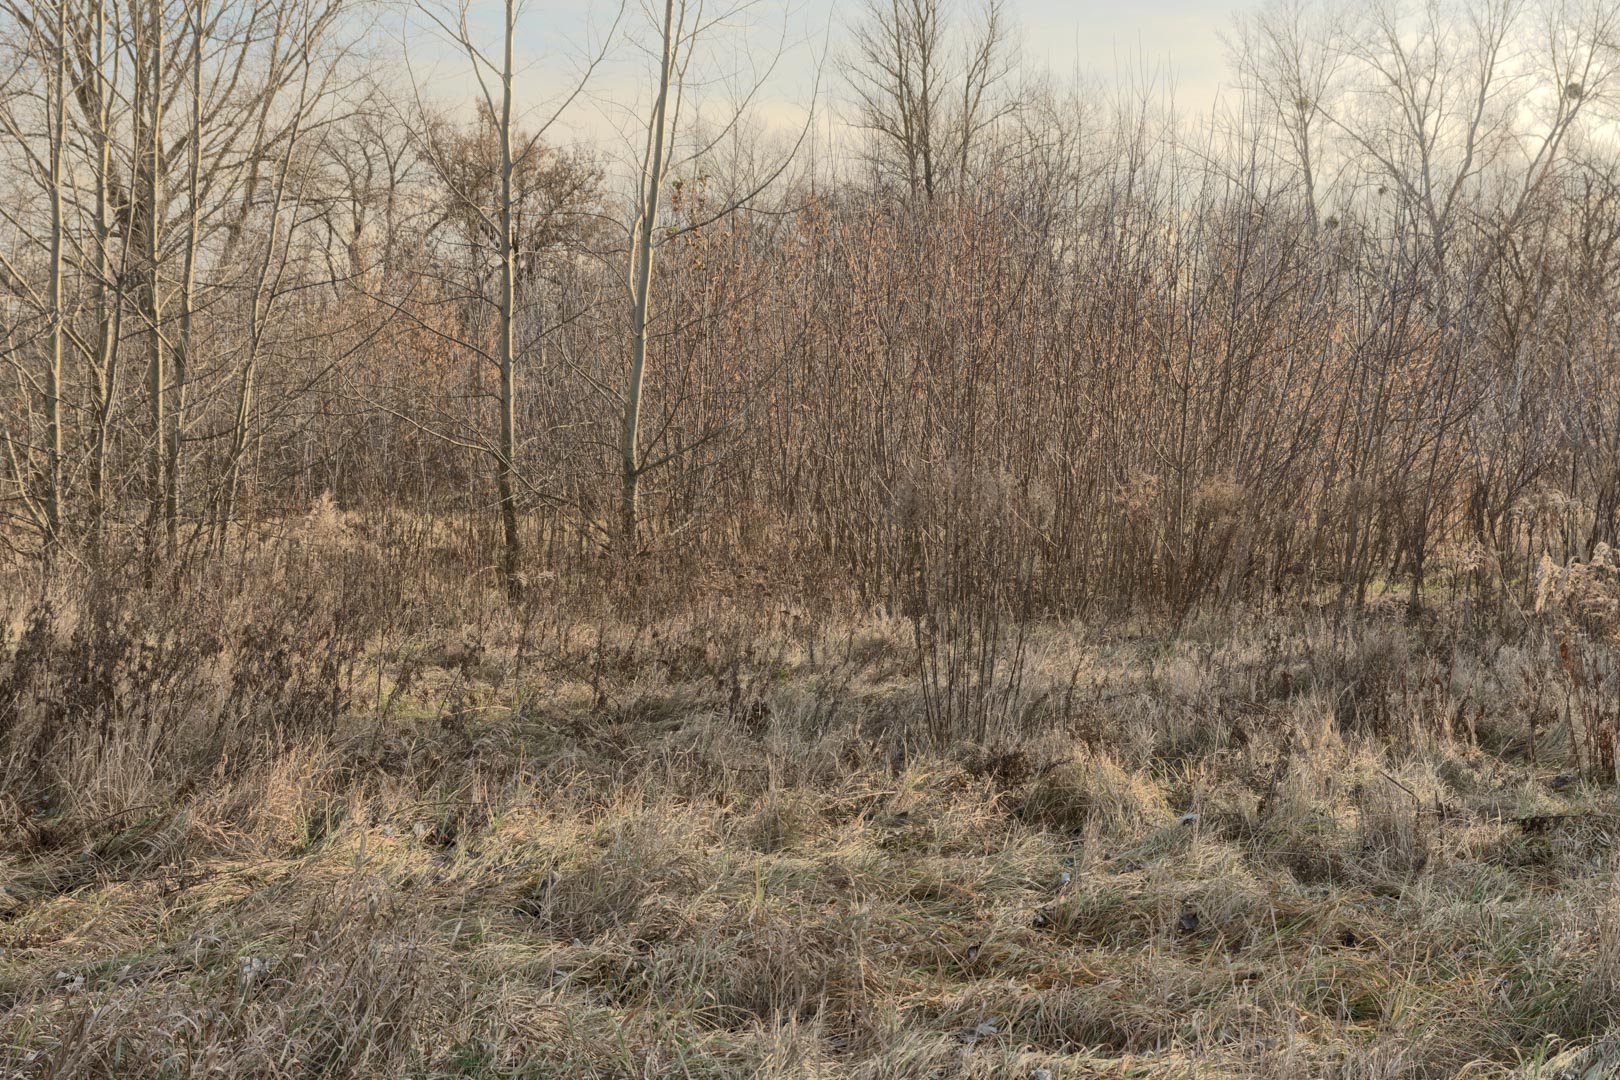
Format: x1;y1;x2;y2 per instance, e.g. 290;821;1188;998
2;0;1619;620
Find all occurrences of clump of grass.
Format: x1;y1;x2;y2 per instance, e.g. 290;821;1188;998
1018;750;1169;839
734;788;821;853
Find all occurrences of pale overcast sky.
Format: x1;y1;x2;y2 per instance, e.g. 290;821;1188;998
403;0;1242;153
1016;0;1232;105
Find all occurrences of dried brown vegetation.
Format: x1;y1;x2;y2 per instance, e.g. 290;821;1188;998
0;528;1617;1076
4;0;1620;1073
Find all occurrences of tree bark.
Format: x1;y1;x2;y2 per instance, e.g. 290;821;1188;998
621;0;676;546
495;0;522;596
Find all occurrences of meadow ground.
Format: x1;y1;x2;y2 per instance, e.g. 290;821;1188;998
3;544;1620;1078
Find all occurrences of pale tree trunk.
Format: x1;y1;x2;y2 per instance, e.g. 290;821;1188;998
44;0;67;547
614;0;802;544
139;0;167;571
495;0;522;596
87;0;124;556
621;0;676;546
218;112;300;554
217;327;256;552
1296;100;1318;239
402;0;617;590
169;0;204;553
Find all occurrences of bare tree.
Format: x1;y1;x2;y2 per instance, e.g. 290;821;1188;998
401;0;616;594
1227;0;1346;233
0;2;67;551
136;0;167;569
846;0;1014;199
613;0;816;545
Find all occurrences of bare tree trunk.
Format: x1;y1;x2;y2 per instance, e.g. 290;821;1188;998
495;0;522;596
139;0;167;572
44;0;66;547
87;0;123;557
169;0;204;554
217;366;254;553
217;124;295;555
621;0;676;546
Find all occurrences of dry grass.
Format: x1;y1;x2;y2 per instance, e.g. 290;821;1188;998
3;556;1620;1077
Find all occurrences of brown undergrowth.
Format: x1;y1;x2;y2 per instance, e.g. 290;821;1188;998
2;545;1619;1078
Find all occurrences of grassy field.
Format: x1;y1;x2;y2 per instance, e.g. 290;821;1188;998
3;546;1620;1078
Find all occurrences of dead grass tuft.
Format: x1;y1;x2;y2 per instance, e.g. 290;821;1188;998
1018;751;1170;839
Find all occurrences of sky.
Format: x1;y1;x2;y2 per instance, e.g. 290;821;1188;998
1018;0;1232;109
404;0;1245;155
